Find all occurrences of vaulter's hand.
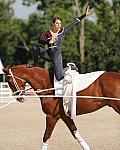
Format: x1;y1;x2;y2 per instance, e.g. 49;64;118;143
85;6;92;16
49;36;58;44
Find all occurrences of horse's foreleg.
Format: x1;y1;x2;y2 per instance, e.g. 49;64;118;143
62;116;90;150
74;130;90;150
40;114;59;150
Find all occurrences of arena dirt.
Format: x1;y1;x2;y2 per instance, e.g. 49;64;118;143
0;98;119;150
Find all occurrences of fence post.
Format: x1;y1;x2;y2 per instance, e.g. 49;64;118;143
0;82;12;103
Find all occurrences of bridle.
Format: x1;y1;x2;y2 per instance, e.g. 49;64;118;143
0;68;27;109
7;69;26;97
7;68;61;97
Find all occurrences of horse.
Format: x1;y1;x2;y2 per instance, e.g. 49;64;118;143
3;64;120;150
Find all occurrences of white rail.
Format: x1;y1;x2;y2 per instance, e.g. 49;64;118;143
0;95;120;101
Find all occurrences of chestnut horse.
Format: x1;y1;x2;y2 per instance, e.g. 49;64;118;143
3;65;120;150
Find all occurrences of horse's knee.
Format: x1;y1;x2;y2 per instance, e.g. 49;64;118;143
43;115;59;142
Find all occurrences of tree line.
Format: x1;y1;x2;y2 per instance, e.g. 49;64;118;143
0;0;120;73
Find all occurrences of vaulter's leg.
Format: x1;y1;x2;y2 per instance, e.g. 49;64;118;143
27;45;39;67
40;114;59;150
53;48;64;81
32;45;39;66
28;45;52;68
61;115;90;150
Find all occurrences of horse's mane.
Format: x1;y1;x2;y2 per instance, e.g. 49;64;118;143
6;64;47;72
7;64;53;78
6;65;14;69
5;64;54;83
6;64;27;69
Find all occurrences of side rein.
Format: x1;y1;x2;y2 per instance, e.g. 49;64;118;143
7;69;27;102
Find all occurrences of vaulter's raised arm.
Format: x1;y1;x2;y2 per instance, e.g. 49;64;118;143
63;6;91;35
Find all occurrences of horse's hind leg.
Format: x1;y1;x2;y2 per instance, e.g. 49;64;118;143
62;115;90;150
40;114;59;150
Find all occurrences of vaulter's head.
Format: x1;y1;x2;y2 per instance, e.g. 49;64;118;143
52;17;62;32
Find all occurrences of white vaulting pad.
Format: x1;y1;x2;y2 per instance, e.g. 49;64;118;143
75;71;105;92
54;71;105;96
54;70;105;119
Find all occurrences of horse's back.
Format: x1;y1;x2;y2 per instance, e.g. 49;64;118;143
100;72;120;82
100;72;120;97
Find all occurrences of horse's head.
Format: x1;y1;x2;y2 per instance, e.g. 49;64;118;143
2;65;27;102
3;64;54;102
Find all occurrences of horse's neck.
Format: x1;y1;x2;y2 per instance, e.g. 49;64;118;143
14;66;53;92
24;68;53;92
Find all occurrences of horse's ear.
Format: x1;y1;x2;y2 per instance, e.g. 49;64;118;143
2;65;14;75
2;68;9;75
